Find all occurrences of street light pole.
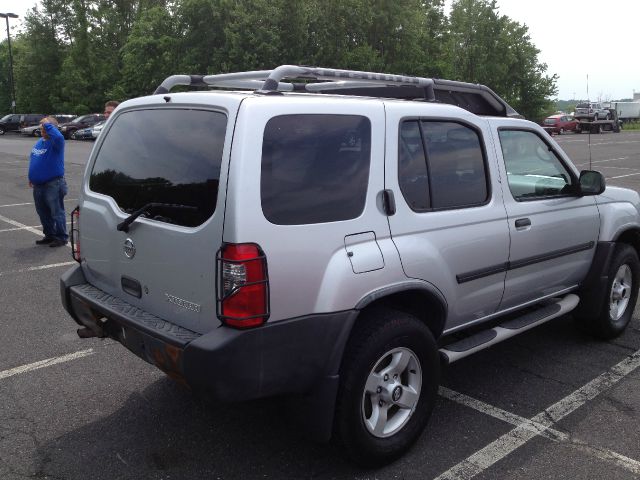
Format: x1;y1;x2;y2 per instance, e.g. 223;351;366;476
0;13;19;114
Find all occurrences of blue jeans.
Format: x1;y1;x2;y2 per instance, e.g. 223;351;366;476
33;177;68;242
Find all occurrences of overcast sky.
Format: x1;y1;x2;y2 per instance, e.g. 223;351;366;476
1;0;638;101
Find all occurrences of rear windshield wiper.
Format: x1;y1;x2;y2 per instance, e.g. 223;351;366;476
116;203;198;232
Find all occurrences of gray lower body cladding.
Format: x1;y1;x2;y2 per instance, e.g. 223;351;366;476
60;264;356;403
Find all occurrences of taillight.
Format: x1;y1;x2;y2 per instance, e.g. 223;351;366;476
70;206;81;262
217;243;269;328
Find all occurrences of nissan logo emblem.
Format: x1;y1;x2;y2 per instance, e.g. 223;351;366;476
392;386;403;402
123;238;136;259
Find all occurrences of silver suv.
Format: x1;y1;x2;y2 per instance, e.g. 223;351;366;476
60;66;640;466
575;101;610;120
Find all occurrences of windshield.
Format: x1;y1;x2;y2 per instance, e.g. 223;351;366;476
543;118;557;125
72;115;91;124
0;115;12;122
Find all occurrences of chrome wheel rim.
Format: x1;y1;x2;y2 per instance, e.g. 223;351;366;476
610;264;632;321
361;347;422;438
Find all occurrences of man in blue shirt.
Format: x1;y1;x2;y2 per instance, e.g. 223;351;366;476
28;117;68;247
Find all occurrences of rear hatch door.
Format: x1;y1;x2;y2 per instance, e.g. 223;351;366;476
78;96;240;334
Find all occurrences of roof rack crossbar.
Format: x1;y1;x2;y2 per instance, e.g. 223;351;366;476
153;66;436;100
256;65;435;100
151;65;520;118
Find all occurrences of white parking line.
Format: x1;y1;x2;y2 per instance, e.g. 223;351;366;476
440;387;640;475
0;261;76;277
0;221;70;233
0;202;33;208
0;349;94;381
607;172;640;180
576;157;629;167
436;349;640;479
0;212;44;236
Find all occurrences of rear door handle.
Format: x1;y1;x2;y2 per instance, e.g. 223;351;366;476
515;218;531;229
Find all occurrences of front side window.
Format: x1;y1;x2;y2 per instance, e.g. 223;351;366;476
90;108;227;227
498;129;573;200
398;120;488;211
261;114;371;225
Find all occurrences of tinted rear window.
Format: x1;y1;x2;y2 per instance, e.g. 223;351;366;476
261;114;371;225
89;108;226;227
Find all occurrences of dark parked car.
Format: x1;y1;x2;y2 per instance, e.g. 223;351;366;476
58;114;105;139
541;114;578;135
21;115;78;137
71;120;105;140
52;114;77;124
0;113;45;135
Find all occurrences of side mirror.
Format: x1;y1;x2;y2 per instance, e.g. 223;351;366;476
579;170;606;196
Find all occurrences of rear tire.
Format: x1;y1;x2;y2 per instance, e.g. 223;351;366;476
334;308;440;467
587;244;639;339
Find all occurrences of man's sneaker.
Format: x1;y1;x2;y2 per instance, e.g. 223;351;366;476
49;239;68;248
35;237;54;245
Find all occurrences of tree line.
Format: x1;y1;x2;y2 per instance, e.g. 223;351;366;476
0;0;557;120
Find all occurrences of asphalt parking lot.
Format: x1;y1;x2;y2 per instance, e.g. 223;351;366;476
1;131;640;479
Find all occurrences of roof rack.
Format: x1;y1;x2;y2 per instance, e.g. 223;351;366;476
153;65;521;118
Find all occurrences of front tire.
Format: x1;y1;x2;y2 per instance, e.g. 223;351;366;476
588;244;639;339
334;308;440;466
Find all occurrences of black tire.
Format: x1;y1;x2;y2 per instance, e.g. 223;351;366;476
594;113;599;121
334;308;440;467
605;113;610;120
34;128;41;137
559;128;565;135
0;126;4;135
588;244;639;339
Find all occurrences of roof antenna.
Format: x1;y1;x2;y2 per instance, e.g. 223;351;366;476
587;73;592;170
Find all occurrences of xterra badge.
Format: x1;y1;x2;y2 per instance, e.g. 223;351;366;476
165;293;201;313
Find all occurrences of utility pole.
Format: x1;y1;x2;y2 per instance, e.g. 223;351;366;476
0;13;19;114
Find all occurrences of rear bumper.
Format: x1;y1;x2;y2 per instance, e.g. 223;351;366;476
60;264;356;402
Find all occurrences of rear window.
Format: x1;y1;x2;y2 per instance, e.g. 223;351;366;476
261;114;371;225
89;108;226;227
543;118;557;125
576;103;589;109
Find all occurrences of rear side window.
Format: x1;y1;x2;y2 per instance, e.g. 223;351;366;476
89;108;226;227
399;120;488;210
261;114;371;225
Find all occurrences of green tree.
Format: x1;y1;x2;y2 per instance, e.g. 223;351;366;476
117;5;178;98
447;0;556;119
12;8;65;113
0;42;12;115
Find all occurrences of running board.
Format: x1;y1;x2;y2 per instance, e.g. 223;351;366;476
440;294;579;364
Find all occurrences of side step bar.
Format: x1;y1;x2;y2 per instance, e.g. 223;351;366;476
440;294;579;364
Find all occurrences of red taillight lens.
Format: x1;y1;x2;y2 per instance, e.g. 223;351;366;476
71;206;81;262
217;243;269;328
